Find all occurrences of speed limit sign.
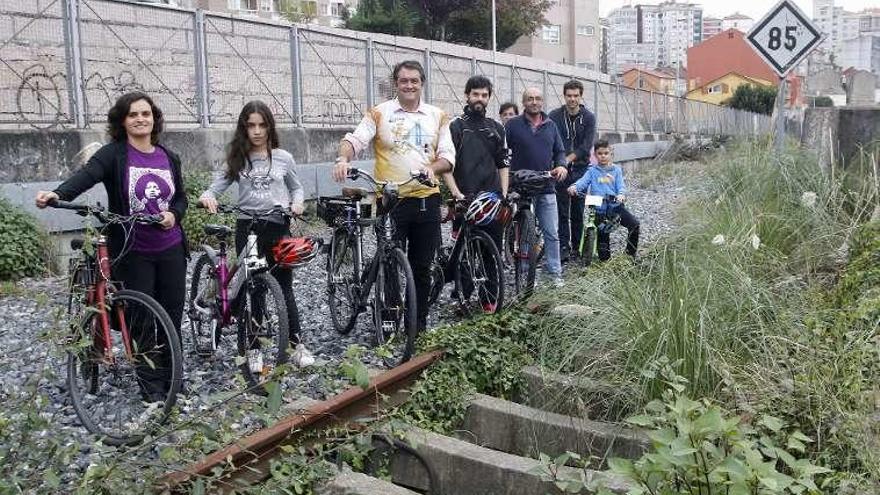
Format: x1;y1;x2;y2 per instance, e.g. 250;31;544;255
746;0;823;77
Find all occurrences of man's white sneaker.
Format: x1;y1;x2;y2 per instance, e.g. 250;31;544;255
552;277;565;288
292;344;316;367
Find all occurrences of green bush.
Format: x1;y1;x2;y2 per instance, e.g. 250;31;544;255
0;198;50;281
725;84;778;115
181;170;235;252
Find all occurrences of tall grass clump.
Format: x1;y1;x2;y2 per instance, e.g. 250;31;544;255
528;140;878;482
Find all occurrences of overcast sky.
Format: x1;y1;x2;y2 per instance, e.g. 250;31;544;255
601;0;876;22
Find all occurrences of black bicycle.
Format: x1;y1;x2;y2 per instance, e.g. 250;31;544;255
319;167;431;367
501;170;554;297
428;195;505;315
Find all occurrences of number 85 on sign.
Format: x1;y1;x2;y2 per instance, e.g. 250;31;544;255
746;0;823;77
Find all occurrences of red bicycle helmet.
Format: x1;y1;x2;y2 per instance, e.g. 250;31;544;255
272;236;321;268
464;192;502;226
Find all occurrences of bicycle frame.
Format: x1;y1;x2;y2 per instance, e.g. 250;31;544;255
196;231;267;327
80;235;134;362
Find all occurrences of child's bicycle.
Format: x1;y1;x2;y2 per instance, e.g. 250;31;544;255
319;167;433;367
52;200;182;446
427;193;505;314
576;194;622;267
187;205;321;391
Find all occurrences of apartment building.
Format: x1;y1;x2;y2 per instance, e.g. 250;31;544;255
506;0;601;70
720;13;753;33
188;0;354;26
607;1;702;76
702;16;721;41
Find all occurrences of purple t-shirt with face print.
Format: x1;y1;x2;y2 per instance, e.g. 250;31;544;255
124;143;183;254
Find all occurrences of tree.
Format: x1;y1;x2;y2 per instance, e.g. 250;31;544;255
345;0;552;52
408;0;473;41
345;0;420;36
278;0;316;23
442;0;552;51
723;84;777;115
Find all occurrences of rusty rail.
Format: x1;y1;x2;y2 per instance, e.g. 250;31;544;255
157;350;443;492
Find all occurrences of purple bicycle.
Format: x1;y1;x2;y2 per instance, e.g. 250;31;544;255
186;204;320;390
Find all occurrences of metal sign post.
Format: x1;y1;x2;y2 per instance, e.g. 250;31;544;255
746;0;823;151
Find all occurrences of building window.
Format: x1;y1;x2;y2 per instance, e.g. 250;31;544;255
229;0;258;11
329;1;345;16
577;25;595;36
542;24;561;44
708;84;723;93
259;0;274;11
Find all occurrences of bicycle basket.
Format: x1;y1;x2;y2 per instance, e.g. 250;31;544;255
510;170;552;196
317;197;372;227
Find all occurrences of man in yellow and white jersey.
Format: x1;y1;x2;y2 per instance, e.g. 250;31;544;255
332;60;455;333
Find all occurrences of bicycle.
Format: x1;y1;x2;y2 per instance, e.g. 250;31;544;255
427;194;505;314
501;170;554;298
575;194;622;267
319;167;430;367
187;205;320;391
52;200;182;446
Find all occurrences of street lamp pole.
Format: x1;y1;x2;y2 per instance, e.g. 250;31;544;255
492;0;497;53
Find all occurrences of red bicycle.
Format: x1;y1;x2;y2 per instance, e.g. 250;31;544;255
54;200;182;446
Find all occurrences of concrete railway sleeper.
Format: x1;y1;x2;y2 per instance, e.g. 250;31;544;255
159;353;649;494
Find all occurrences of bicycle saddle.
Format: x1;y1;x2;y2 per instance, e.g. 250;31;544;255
341;187;370;201
203;224;233;237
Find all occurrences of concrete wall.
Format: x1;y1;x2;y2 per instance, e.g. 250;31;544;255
0;127;354;183
801;106;880;170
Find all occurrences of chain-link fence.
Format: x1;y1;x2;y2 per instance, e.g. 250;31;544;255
1;0;772;135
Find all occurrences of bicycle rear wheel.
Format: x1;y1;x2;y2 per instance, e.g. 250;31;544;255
327;228;359;335
372;247;417;368
66;289;182;446
187;253;221;356
236;272;289;391
511;210;538;298
454;229;505;314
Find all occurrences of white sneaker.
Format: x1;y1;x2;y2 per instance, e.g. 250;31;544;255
292;344;316;368
552;276;565;288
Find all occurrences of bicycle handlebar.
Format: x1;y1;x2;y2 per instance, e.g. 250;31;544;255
197;203;313;221
49;199;164;225
346;167;437;190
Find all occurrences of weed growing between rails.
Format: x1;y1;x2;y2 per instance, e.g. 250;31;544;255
395;310;534;434
524;140;879;487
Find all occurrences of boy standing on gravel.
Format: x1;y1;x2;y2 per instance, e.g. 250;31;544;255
567;139;640;261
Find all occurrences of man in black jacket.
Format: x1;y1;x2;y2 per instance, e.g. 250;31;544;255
442;75;510;313
443;75;510;239
549;79;596;261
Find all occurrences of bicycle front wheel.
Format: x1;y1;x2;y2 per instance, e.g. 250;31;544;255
327;228;359;335
66;289;182;446
372;247;417;368
236;272;289;391
455;229;505;314
511;210;538;298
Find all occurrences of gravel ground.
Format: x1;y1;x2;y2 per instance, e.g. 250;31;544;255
0;161;702;491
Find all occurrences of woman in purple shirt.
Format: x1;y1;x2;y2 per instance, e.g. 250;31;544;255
35;92;188;402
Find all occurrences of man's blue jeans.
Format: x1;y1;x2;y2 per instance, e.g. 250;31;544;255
533;193;562;277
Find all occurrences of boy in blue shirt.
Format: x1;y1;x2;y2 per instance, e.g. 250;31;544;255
566;139;640;261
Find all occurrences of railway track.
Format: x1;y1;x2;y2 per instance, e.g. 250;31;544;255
158;349;650;494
